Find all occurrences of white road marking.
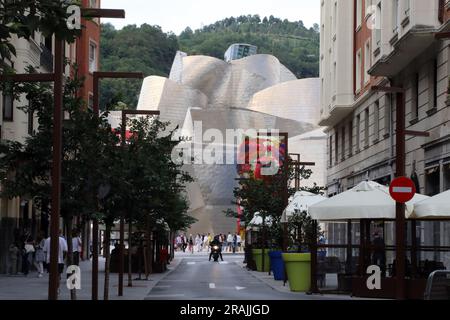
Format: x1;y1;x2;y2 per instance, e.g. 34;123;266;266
393;187;413;193
147;294;185;298
209;283;216;289
159;279;188;282
235;286;246;291
219;261;229;264
187;262;196;265
154;285;171;288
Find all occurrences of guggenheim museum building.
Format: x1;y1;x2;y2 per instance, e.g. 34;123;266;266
136;44;326;235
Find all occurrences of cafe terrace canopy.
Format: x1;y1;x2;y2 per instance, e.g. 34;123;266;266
308;180;429;221
408;189;450;219
281;191;327;222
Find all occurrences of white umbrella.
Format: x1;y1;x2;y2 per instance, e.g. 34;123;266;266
408;189;450;219
281;191;327;222
309;180;429;221
246;212;273;230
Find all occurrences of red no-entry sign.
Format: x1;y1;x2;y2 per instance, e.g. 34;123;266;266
389;177;416;203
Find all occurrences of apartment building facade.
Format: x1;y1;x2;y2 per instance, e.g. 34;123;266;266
320;0;450;270
321;0;450;196
0;0;101;273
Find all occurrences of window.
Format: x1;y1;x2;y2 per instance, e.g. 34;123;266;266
356;114;361;151
348;121;353;156
356;49;362;92
333;2;337;35
341;126;346;160
89;41;97;73
385;94;392;137
375;3;382;46
2;91;13;121
364;40;371;84
89;0;97;7
334;62;337;94
364;108;370;148
392;0;399;33
412;73;419;120
374;100;380;141
356;0;363;29
329;136;333;167
429;60;438;111
335;129;339;164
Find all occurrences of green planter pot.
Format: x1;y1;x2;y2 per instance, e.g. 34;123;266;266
282;253;311;292
252;249;270;272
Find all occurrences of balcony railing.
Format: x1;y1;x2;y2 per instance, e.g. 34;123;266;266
40;43;53;72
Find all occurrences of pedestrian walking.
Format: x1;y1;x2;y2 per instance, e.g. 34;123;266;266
227;232;233;252
34;235;45;277
236;234;242;252
232;233;238;253
195;234;203;252
188;234;194;254
8;242;20;275
43;230;68;283
220;234;227;252
176;235;182;252
23;237;35;276
204;233;211;252
72;230;82;266
181;234;187;252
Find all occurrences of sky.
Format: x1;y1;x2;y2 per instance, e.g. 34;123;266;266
101;0;320;35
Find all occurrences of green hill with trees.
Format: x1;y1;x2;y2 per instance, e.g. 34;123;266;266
100;15;319;109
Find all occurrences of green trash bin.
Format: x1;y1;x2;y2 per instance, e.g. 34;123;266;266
282;253;311;292
252;249;270;272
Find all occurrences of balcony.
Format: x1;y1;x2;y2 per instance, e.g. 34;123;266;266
369;1;450;78
40;44;53;72
368;27;440;77
318;103;353;127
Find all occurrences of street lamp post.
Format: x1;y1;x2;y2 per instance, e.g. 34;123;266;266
92;73;145;298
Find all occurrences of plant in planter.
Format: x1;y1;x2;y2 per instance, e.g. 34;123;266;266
283;190;325;292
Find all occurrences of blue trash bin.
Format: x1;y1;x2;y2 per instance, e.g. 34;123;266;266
268;251;286;281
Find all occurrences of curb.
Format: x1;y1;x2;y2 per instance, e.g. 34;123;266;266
143;257;184;298
233;261;295;295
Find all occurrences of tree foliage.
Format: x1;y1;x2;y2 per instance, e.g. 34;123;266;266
99;23;178;110
179;15;319;78
99;15;319;110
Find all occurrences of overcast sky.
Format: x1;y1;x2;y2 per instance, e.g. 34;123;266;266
101;0;320;35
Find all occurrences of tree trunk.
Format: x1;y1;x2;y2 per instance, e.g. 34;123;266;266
103;224;111;300
146;216;152;277
65;216;77;300
127;220;132;287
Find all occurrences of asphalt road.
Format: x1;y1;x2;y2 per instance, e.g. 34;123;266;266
145;254;347;300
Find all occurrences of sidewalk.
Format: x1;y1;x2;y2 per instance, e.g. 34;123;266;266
233;260;372;300
0;256;182;300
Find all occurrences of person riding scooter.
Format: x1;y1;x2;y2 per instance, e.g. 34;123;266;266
209;235;223;261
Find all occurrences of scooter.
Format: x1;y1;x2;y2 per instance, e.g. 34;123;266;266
210;244;221;262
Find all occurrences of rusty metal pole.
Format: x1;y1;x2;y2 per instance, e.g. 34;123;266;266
92;219;99;300
118;111;127;296
310;220;319;293
48;38;64;300
91;73;100;301
395;90;406;300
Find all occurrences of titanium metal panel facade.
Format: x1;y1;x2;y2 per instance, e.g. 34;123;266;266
137;51;324;235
